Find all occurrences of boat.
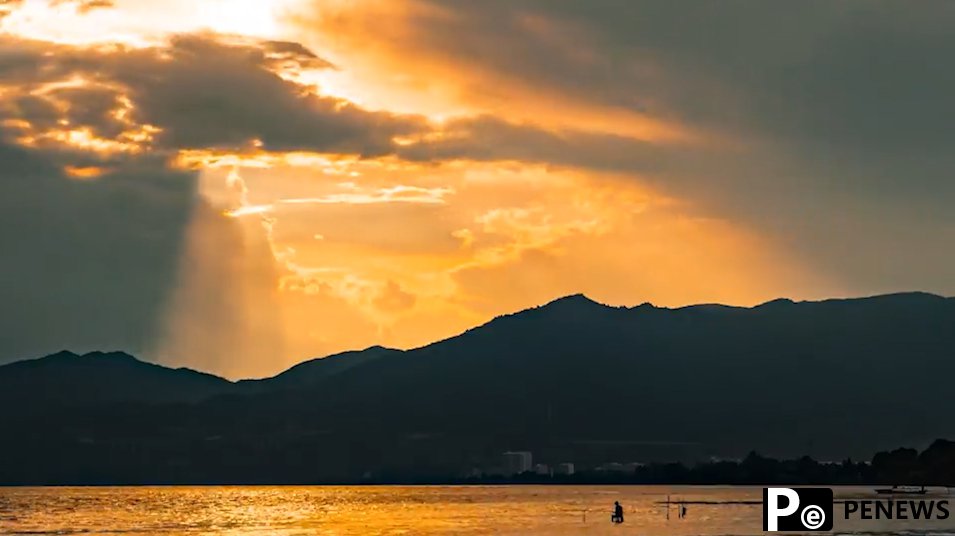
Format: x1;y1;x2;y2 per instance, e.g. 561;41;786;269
875;485;927;495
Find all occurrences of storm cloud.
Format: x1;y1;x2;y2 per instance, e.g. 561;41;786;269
0;142;194;360
0;34;427;156
305;0;955;294
0;32;417;370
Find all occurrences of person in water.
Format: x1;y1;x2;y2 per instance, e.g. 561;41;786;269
611;501;624;523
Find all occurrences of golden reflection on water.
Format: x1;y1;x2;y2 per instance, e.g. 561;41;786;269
1;486;954;535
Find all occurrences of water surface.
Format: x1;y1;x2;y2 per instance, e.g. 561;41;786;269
2;485;953;535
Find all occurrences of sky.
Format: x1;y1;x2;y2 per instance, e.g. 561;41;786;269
1;0;953;378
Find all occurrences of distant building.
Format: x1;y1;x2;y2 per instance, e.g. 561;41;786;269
533;463;550;476
554;462;575;476
502;451;533;475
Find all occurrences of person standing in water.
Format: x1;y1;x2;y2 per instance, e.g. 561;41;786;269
612;501;624;523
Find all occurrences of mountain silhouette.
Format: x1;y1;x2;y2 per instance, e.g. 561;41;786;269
0;350;232;408
248;291;954;462
236;346;402;393
2;292;954;483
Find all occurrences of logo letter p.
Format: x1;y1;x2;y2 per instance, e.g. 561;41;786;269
764;488;800;531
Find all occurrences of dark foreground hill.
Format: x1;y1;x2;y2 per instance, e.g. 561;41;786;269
2;292;954;484
0;350;232;407
0;346;400;408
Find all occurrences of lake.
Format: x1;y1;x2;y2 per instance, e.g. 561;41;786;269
1;485;953;535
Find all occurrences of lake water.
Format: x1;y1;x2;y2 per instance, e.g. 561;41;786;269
1;485;953;535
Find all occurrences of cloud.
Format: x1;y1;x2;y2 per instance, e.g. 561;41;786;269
259;39;335;71
0;33;427;157
298;0;955;296
1;0;112;23
0;128;289;375
49;0;113;13
3;0;955;377
279;184;452;206
0;31;417;373
221;184;453;219
306;1;955;151
373;280;417;313
0;31;698;182
111;35;423;154
395;114;672;174
0;141;194;362
0;0;22;19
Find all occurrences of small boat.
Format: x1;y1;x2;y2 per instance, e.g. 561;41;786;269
875;485;927;495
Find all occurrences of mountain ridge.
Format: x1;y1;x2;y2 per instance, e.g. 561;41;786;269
3;290;955;483
2;291;951;383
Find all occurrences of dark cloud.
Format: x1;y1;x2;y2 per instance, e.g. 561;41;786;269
0;141;194;362
396;115;668;173
0;32;409;368
0;137;287;373
260;39;336;71
47;85;130;139
371;0;955;153
308;0;955;295
104;35;422;154
0;34;426;156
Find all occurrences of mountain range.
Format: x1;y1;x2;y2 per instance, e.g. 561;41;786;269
2;291;954;484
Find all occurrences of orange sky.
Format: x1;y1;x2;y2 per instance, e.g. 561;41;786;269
6;0;949;378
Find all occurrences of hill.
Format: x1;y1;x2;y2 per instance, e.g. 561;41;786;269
0;345;402;408
233;291;955;469
235;346;401;393
2;292;954;483
0;350;232;408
